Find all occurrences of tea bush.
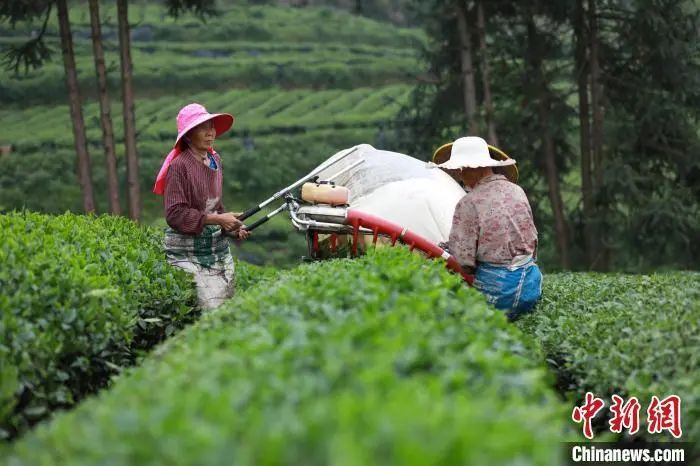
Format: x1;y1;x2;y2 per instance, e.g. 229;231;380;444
233;257;278;290
2;247;572;465
517;272;700;442
0;212;201;440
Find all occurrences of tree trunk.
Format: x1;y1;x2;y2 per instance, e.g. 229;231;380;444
589;0;603;188
455;0;479;135
588;0;608;270
476;0;499;146
526;14;571;269
56;0;95;213
89;0;121;215
575;0;595;268
117;0;141;221
540;114;571;270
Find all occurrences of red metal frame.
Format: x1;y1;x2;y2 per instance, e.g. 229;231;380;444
312;231;319;255
345;209;474;285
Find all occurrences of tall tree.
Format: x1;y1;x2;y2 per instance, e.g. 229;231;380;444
57;0;96;213
355;0;363;15
574;0;595;268
588;0;609;271
595;0;700;269
2;0;97;214
399;0;699;270
112;0;217;221
454;0;478;135
525;5;571;269
588;0;603;192
587;0;608;269
117;0;140;221
89;0;121;215
475;0;498;146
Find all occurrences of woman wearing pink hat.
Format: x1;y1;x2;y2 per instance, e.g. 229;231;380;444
436;136;541;320
153;103;249;310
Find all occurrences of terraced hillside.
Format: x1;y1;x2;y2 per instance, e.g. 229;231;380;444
0;4;422;105
0;3;423;264
0;85;411;209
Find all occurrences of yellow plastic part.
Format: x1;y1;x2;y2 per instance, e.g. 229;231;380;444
301;183;350;206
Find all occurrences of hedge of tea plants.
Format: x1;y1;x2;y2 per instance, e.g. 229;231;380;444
517;272;700;442
0;212;202;440
1;248;572;465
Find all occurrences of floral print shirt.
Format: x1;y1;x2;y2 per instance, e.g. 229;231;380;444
448;174;538;268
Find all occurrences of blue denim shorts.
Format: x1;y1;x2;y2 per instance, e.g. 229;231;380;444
473;260;543;320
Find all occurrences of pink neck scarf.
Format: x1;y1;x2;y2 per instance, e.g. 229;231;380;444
153;146;215;195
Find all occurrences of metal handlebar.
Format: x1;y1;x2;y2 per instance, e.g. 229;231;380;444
238;146;359;221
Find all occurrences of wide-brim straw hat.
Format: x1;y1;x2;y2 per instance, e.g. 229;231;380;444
174;103;234;148
432;137;519;183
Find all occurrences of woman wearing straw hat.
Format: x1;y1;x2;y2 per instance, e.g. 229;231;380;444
435;136;541;320
153;103;249;310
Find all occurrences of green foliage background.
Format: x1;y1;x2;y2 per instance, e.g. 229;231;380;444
396;0;700;272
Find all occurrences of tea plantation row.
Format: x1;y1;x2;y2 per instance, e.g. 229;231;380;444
1;247;573;465
0;3;423;49
3;213;696;463
0;3;422;105
0;44;415;106
0;212;271;440
517;272;700;442
0;85;410;150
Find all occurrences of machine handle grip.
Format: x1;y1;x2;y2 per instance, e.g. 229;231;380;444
238;205;261;221
245;215;270;231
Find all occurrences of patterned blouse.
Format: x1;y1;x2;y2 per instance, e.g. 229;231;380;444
448;174;538;268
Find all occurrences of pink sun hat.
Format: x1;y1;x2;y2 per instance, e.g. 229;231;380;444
153;103;234;195
174;103;234;148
